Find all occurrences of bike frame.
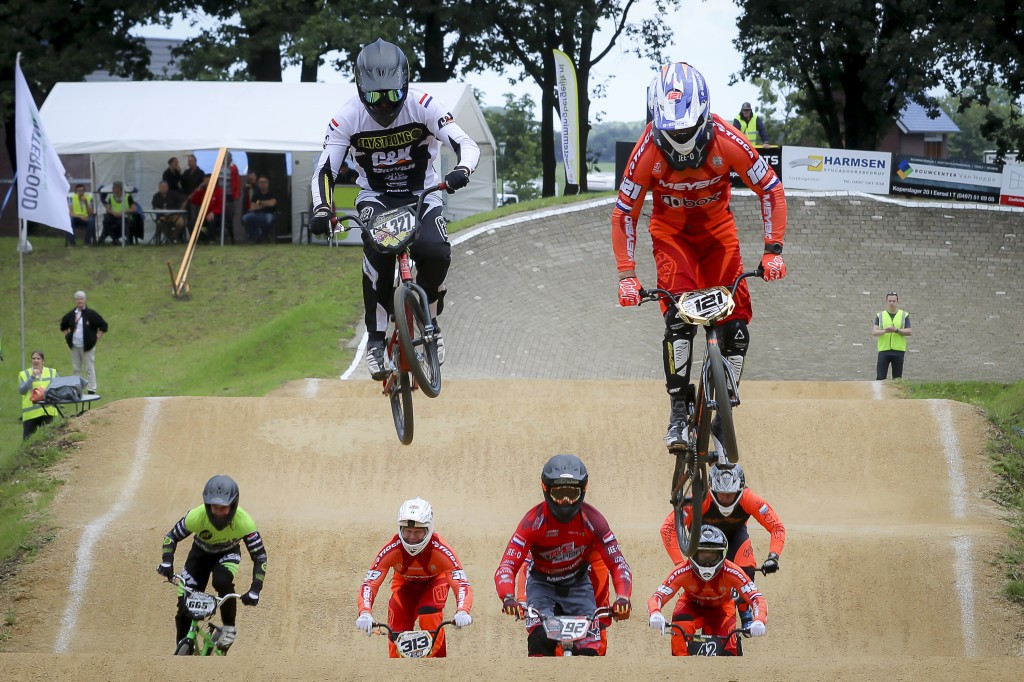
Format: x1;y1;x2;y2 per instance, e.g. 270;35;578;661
522;605;615;656
168;574;240;656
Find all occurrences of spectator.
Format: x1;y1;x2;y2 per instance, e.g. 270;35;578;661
67;183;96;246
222;152;241;244
152;180;186;244
181;154;205;230
872;291;912;380
18;350;59;440
243;171;258;213
98;181;142;246
189;174;225;244
337;161;357;185
242;176;277;243
59;290;108;395
732;102;769;145
163;157;184;194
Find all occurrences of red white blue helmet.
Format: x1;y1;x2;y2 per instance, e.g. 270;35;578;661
650;62;714;170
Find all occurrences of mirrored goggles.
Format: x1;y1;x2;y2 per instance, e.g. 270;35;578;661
363;89;404;105
548;485;582;505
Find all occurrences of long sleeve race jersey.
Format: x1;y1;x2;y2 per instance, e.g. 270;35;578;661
161;505;267;591
358;532;474;614
494;503;632;600
611;114;787;273
311;89;481;205
661;489;786;566
647;559;767;624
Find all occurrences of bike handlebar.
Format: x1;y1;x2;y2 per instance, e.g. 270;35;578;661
522;603;618;622
638;267;764;305
332;183;446;233
666;623;750;640
372;619;456;641
167;574;242;605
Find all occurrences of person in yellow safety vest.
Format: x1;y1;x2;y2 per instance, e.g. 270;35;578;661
68;184;96;246
732;102;769;145
18;350;59;440
872;291;912;379
99;181;143;245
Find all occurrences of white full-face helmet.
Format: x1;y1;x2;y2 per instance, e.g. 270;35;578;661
397;497;434;556
709;464;746;516
650;62;714;170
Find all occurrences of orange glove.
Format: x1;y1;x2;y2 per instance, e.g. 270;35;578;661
618;277;642;306
760;254;787;281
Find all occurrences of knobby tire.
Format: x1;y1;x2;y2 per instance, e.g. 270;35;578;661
394;284;442;399
390;369;414;445
707;340;739;464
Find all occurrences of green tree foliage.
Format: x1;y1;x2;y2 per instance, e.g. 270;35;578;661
750;79;828;148
935;2;1024;161
585;120;646;162
939;88;1015;163
0;0;161;168
733;0;944;151
481;0;679;196
483;93;542;200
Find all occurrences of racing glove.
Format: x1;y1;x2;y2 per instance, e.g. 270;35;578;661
618;276;642;307
748;620;766;637
156;562;174;579
501;596;523;618
760;253;787;281
241;589;261;606
355;612;374;634
612;597;631;620
648;611;667;634
762;552;780;574
444;166;471;193
454;610;473;628
309;204;333;236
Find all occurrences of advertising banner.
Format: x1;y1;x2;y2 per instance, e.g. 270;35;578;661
890;156;1001;203
782;146;891;193
999;162;1024;207
552;49;580;192
730;145;782;188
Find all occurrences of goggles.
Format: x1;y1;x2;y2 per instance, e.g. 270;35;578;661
547;485;582;505
693;549;724;567
363;89;404;105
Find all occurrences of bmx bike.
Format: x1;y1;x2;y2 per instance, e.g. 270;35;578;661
663;624;750;657
331;184;446;445
371;619;455;658
166;573;241;656
639;268;762;558
520;604;617;656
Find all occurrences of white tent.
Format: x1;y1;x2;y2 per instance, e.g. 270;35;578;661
39;81;498;242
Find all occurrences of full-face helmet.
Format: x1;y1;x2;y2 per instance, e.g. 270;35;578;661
691;525;728;581
541;454;589;523
397;497;434;556
650;62;714;170
355;38;410;128
709;464;746;516
203;475;239;530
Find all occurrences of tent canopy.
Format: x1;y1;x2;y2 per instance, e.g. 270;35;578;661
39;81;498;236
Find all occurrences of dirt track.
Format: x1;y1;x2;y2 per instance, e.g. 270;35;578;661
1;378;1021;680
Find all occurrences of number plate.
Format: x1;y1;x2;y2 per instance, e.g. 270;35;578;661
369;208;417;250
677;286;736;324
184;592;216;618
544;616;592;642
394;630;434;658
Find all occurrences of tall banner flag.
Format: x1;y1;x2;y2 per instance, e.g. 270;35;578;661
15;53;71;234
552;49;581;194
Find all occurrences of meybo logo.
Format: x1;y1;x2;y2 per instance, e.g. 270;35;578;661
896;159;914;180
788;155;824;171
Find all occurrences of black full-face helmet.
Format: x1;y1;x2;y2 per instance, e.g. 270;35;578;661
541;454;589;523
203;475;239;530
355;38;410;128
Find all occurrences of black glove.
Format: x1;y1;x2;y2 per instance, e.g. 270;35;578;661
762;552;780;574
444;166;470;194
241;589;261;606
501;596;523;618
309;204;333;235
156;562;174;579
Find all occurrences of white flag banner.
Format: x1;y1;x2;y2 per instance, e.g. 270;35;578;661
15;54;72;234
552;49;581;191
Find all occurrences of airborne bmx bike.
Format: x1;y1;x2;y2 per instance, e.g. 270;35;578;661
332;184;446;445
639;268;762;558
371;619;455;658
166;573;241;656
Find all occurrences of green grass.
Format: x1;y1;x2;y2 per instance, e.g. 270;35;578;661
905;380;1024;603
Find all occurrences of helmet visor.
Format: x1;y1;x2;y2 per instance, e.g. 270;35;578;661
662;121;703;146
547;485;582;505
363;89;405;105
693;548;724;568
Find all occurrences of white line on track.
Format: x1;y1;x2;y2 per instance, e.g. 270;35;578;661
930;399;977;657
871;380;885;400
54;397;164;653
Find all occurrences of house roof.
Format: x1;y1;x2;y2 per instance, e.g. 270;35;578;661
897;101;960;134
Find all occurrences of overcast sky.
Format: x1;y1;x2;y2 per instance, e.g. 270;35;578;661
137;1;760;124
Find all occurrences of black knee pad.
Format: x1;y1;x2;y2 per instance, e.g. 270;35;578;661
719;319;750;357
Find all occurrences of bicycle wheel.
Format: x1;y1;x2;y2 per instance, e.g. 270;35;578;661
706;340;740;464
389;369;414;445
394;284;442;398
672;445;707;558
174;637;195;656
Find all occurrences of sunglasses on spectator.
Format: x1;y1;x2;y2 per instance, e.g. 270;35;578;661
363;89;404;105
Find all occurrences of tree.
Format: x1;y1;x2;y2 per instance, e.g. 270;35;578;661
585;120;646;162
483;93;542;200
482;0;680;196
733;0;944;151
939;88;1015;163
0;0;160;171
751;79;828;148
